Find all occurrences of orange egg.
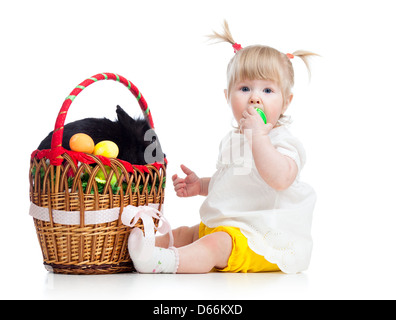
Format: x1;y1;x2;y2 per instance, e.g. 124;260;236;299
69;133;95;153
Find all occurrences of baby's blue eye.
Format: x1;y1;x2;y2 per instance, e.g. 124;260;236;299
241;86;250;92
264;88;272;94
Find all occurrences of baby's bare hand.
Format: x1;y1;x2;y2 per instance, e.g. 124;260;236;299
172;164;201;197
240;106;273;136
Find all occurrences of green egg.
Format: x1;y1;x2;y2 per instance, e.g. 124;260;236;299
255;108;267;124
95;166;121;185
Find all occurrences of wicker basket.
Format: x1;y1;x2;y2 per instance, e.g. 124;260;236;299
29;73;166;274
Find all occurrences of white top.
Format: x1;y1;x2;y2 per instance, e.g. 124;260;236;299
199;126;316;274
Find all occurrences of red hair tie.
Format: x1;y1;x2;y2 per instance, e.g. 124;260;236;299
286;53;294;59
232;43;242;53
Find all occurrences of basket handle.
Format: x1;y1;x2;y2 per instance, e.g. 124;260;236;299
51;73;154;150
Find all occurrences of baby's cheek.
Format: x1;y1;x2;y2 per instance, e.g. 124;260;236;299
266;110;281;125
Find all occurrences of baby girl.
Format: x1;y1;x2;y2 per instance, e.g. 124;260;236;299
129;21;317;274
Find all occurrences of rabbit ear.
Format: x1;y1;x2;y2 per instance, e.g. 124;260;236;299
116;105;135;126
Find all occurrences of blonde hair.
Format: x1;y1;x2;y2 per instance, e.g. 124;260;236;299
208;20;319;110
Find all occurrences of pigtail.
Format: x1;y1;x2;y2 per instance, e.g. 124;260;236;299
207;20;237;45
291;50;320;79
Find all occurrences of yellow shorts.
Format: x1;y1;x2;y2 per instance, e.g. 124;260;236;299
199;223;280;273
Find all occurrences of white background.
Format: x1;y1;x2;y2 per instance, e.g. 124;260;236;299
1;0;396;300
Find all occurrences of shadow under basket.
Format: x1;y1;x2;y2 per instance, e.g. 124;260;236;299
29;73;166;274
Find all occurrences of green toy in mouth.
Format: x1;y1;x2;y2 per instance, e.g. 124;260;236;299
255;108;267;124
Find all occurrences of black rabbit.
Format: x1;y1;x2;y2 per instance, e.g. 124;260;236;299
38;105;164;165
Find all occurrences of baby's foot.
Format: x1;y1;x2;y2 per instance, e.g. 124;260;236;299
129;228;179;273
